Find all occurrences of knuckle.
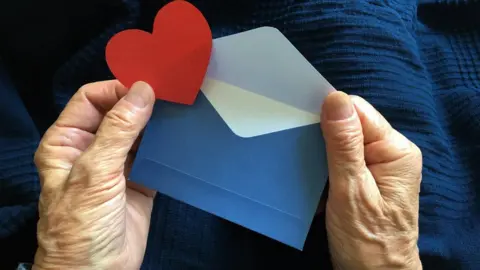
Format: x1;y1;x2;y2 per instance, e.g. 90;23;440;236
349;94;361;100
77;82;97;94
332;126;363;147
34;142;51;170
33;148;43;168
412;144;423;161
78;81;113;93
78;80;120;99
73;155;94;176
104;106;137;132
331;129;364;163
408;143;423;175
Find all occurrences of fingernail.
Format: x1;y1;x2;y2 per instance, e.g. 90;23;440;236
124;81;153;108
323;92;354;121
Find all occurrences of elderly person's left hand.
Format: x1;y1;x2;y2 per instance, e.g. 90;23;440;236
33;81;156;269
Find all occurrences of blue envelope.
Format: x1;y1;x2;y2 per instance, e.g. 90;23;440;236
130;27;334;250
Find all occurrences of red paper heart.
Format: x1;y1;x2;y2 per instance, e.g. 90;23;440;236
105;0;212;104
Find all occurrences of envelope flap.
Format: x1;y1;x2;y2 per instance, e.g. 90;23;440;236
205;27;334;114
201;78;320;138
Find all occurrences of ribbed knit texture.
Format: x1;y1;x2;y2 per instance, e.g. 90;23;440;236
1;0;479;269
0;60;40;268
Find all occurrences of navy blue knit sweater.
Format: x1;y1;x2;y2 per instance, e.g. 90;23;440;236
1;0;479;269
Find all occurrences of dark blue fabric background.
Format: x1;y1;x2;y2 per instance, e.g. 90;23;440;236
1;0;479;269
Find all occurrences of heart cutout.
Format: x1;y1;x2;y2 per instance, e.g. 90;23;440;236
106;0;212;105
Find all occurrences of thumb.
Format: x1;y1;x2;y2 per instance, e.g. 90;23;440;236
72;81;155;185
320;92;378;200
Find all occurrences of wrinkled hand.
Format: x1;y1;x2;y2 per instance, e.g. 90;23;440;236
33;81;156;270
321;92;422;270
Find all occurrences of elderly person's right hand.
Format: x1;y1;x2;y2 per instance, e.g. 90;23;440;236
321;92;423;269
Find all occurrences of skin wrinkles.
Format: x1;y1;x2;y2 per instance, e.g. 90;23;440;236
33;83;422;270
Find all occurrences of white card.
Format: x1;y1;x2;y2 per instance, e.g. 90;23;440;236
201;27;335;138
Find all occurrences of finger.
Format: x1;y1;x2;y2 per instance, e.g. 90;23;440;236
350;96;419;166
72;81;155;186
55;80;129;133
35;80;128;191
351;96;422;197
35;127;94;172
36;80;128;171
321;91;381;209
35;127;95;191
